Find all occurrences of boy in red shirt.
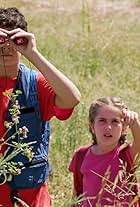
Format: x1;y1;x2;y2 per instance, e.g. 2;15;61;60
0;7;80;207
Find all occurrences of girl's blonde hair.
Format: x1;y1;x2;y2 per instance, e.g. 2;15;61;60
88;97;128;145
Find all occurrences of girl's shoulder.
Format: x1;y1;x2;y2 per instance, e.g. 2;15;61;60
119;142;131;151
68;145;92;173
76;145;92;153
71;145;92;165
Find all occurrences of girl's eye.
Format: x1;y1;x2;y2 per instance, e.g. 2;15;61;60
99;119;106;122
112;119;120;124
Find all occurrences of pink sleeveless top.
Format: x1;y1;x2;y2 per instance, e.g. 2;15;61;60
78;146;131;206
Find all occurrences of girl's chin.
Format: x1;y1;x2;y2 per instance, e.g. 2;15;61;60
99;138;118;146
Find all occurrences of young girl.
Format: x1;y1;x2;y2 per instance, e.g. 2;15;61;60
69;97;140;207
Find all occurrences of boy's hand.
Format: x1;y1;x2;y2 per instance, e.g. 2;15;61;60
0;28;9;47
7;28;37;56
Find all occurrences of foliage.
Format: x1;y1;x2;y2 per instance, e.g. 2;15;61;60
0;90;35;206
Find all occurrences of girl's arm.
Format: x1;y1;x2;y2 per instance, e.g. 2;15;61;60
130;118;140;158
71;178;80;207
123;109;140;158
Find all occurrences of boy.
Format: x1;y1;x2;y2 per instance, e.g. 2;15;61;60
0;7;80;207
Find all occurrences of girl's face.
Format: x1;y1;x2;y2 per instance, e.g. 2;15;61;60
91;105;124;148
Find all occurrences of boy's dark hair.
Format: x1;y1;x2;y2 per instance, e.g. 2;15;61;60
0;7;27;31
88;97;128;145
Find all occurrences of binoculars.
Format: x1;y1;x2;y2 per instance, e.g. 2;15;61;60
0;36;26;45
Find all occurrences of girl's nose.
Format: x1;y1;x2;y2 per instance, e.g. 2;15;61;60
105;124;112;130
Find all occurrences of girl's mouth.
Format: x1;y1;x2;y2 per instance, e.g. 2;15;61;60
104;134;112;138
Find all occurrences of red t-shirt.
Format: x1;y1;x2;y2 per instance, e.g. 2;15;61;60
0;72;73;207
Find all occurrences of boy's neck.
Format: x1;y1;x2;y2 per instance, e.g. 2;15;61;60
0;64;19;78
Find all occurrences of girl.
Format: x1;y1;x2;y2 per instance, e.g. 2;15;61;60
69;97;140;207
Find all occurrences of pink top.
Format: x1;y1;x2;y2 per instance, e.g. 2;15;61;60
69;145;132;207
